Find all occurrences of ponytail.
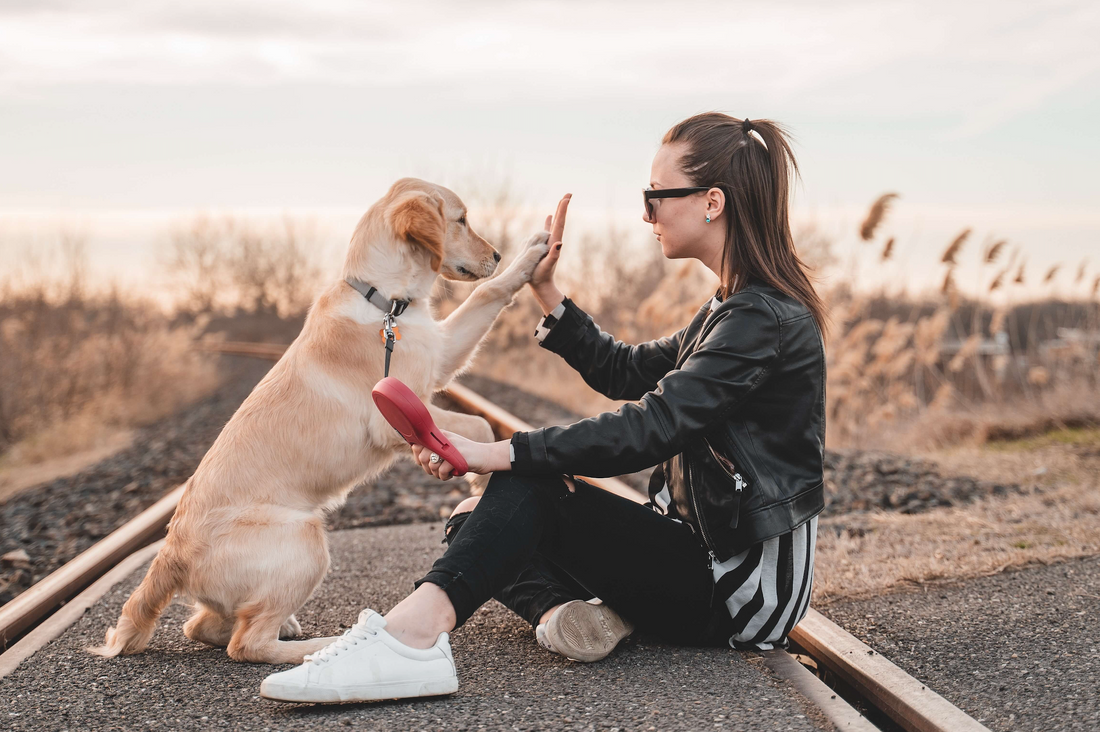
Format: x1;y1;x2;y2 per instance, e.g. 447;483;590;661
662;113;830;340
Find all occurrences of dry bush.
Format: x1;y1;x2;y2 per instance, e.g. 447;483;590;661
0;241;219;467
168;215;327;318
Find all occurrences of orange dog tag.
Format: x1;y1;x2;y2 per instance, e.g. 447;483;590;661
380;326;401;341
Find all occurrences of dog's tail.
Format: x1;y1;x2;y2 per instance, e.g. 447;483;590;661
88;543;187;657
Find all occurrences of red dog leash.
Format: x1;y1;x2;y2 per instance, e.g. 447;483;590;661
372;377;469;476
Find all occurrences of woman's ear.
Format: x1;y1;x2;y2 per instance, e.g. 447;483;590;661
706;187;726;220
385;190;445;271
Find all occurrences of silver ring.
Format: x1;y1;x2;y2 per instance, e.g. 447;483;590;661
429;453;441;464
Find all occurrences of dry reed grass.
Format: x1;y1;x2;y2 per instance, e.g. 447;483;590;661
167;215;328;317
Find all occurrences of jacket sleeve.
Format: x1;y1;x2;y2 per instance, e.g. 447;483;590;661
533;296;691;402
510;293;781;477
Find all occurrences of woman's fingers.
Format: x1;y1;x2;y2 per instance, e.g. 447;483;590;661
549;194;571;244
412;444;435;475
428;456;454;481
544;214;553;231
412;441;457;480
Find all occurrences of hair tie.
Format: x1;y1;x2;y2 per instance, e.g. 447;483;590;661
741;118;754;133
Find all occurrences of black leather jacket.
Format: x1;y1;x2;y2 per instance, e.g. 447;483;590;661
509;276;826;563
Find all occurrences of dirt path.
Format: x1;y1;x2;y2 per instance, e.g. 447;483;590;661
821;554;1100;731
1;524;832;732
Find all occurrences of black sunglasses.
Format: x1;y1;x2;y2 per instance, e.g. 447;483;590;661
643;186;723;221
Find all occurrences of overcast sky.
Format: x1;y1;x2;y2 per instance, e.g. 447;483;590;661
1;0;1098;295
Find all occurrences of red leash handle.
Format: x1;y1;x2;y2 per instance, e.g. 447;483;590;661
371;377;469;477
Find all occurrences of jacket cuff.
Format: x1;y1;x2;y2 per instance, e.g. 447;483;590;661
508;429;550;475
536;297;590;353
533;300;567;343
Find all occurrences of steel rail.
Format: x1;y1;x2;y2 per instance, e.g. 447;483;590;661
0;340;990;732
0;486;184;648
789;610;990;732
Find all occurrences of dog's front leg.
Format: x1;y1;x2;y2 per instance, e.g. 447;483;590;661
428;403;495;443
434;231;550;387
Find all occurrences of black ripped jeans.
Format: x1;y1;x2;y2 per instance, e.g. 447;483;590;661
413;471;737;646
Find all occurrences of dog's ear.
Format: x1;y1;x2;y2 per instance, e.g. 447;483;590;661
385;191;445;272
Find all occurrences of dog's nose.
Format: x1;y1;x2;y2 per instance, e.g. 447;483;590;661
492;252;501;262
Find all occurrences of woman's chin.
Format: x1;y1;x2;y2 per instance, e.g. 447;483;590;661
659;241;682;260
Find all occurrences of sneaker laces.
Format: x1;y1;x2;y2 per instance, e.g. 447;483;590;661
304;612;380;665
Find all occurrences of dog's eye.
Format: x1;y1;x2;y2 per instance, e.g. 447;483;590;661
457;215;467;226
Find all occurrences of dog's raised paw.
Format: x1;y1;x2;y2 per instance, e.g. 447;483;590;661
523;230;551;250
497;233;550;285
515;237;551;278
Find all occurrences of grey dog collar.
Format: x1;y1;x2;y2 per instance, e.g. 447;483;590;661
345;277;411;316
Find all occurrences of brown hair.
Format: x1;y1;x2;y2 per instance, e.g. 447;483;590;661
662;112;829;339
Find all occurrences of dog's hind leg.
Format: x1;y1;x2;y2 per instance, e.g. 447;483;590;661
280;615;302;639
227;603;339;664
184;606;235;648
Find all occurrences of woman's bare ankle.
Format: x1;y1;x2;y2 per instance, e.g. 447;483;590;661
539;603;564;627
383;583;457;649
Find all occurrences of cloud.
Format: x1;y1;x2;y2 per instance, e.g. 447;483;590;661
0;0;1097;147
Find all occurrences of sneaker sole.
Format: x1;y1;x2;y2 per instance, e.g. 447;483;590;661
260;675;458;703
545;600;633;663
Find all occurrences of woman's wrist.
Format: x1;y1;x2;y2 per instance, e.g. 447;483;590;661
530;284;565;316
491;439;513;472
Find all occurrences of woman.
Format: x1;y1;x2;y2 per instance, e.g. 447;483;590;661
260;112;828;704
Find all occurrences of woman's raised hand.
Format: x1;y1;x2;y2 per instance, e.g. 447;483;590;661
528;193;571;298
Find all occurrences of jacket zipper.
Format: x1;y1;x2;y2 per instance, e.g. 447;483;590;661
705;438;749;494
678;305;739;560
686;457;716;559
687;438;750;560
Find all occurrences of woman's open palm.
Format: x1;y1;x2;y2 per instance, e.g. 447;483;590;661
529;193;571;292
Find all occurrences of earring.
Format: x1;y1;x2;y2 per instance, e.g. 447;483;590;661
705;215;711;223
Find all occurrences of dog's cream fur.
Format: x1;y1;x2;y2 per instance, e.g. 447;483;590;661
90;178;550;664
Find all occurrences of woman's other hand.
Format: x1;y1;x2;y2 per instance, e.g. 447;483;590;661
529;193;570;314
409;432;510;480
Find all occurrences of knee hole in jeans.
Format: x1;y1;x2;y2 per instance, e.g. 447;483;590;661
442;495;481;544
442;510;473;544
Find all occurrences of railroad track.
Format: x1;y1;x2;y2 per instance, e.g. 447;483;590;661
0;341;991;732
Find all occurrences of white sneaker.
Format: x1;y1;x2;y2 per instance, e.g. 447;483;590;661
259;609;458;703
535;622;558;654
538;599;634;663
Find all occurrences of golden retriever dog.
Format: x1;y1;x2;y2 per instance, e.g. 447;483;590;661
90;178;550;664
